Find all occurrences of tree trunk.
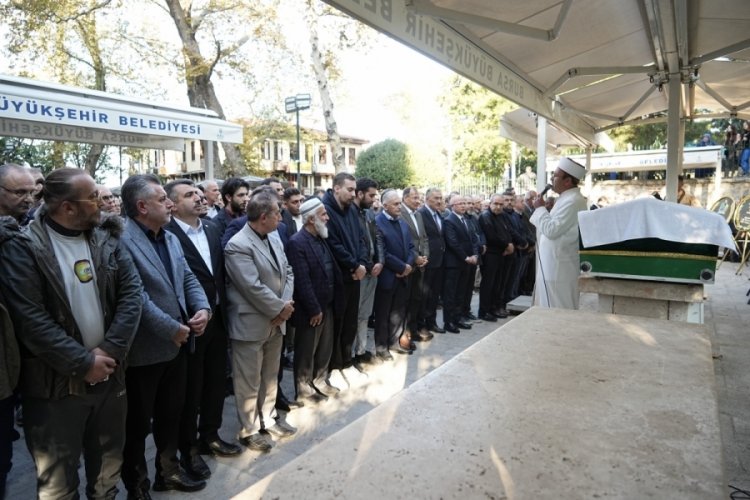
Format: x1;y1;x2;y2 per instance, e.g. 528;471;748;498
164;0;245;179
305;1;344;173
78;7;106;178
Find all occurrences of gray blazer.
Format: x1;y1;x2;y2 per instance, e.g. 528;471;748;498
225;224;294;342
122;219;210;367
400;204;430;262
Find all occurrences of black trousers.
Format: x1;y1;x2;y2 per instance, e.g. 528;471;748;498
179;309;228;457
373;280;410;351
330;280;360;370
23;377;126;499
462;264;477;316
502;253;521;306
405;270;425;334
0;394;13;500
521;249;536;295
294;305;334;396
122;349;187;492
442;264;468;325
419;266;443;327
480;253;504;315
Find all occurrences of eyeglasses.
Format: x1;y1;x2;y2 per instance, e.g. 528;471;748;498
70;190;101;204
0;185;35;199
100;195;114;202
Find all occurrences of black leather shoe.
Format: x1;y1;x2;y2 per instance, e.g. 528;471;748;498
465;312;478;321
428;324;446;334
287;398;304;409
391;344;412;355
413;329;434;341
198;438;242;457
275;397;291;412
456;321;472;330
153;470;206;493
180;454;211;480
496;309;509;318
444;323;460;334
478;313;497;322
239;433;273;452
127;488;152;500
376;350;394;361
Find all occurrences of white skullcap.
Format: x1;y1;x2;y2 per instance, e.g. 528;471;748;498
300;197;323;219
558;157;587;180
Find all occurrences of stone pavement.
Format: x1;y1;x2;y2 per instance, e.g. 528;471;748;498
5;263;750;498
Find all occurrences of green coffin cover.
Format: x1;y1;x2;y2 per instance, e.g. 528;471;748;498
579;238;718;283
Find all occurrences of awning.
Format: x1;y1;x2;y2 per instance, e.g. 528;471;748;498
499;108;615;154
550;146;723;173
321;0;750;142
0;74;243;150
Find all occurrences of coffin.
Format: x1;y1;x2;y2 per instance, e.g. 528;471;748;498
578;197;736;284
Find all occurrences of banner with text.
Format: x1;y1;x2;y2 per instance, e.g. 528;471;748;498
0;87;243;146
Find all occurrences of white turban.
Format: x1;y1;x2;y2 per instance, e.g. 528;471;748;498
558;157;587;180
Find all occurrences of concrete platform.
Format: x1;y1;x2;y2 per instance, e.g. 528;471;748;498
579;276;705;323
237;307;724;499
506;293;532;313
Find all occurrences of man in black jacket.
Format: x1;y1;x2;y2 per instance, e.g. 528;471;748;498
417;188;446;333
321;173;367;375
209;177;249;237
352;178;384;368
442;194;479;333
478;194;515;320
0;168;143;499
286;198;344;402
164;180;242;482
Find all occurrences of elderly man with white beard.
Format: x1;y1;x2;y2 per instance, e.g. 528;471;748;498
285;198;344;403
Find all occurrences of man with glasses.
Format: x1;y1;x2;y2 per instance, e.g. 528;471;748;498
98;186;119;215
0;168;142;499
0;164;36;225
0;163;32;499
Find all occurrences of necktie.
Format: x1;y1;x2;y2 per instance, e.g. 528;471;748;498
434;212;441;231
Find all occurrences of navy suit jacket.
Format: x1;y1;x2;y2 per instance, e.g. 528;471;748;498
443;212;477;268
419;206;445;268
286;229;344;328
121;219;210;366
375;212;415;290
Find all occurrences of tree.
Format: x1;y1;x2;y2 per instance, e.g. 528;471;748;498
1;0;120;178
441;75;516;178
355;139;413;189
300;0;376;173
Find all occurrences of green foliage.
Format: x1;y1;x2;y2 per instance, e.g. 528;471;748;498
355;139;413;189
441;76;516;177
0;137;115;182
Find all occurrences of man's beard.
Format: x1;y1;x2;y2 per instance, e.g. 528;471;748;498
314;216;328;239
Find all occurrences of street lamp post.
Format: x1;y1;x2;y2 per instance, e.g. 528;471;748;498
284;93;312;188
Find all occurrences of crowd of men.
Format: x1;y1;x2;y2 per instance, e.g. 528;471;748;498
0;157;589;499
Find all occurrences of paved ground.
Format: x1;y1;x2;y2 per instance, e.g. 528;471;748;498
5;263;750;498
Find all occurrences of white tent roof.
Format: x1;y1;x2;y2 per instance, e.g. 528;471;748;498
0;74;243;150
322;0;750;146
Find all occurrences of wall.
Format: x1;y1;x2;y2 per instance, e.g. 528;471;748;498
585;177;750;209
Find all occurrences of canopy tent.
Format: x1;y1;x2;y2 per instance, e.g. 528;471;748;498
0;74;243;178
499;108;615;155
321;0;750;199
